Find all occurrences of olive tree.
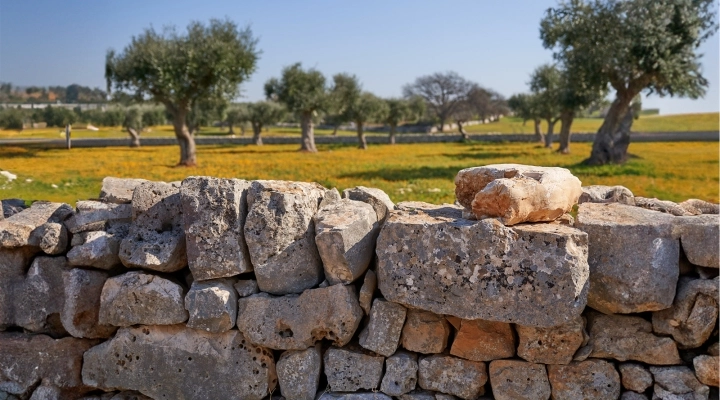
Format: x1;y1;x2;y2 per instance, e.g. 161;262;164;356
529;64;563;148
508;93;544;143
383;97;424;144
345;92;388;149
555;67;607;154
225;104;248;136
106;19;259;166
265;63;328;152
123;107;143;147
326;73;362;135
244;101;286;145
402;72;473;133
541;0;717;164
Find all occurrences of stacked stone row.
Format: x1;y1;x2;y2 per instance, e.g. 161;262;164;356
0;164;717;400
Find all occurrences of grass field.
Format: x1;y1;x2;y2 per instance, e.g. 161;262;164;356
1;141;717;205
1;112;717;140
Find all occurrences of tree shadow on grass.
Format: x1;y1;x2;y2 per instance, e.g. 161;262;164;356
566;157;655;178
339;165;461;182
0;146;47;159
437;151;527;162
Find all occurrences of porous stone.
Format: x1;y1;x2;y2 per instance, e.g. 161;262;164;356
709;343;719;356
380;351;418;396
314;199;379;285
450;319;515;362
454;164;582;225
634;196;697;216
320;187;342;208
694;355;718;387
67;230;124;270
679;199;720;215
99;177;149;204
359;299;407;357
547;360;620;400
650;366;709;399
653;277;718;348
237;284;363;350
400;309;450;354
376;203;589;327
588;312;681;365
277;344;321;400
576;202;679;314
0;247;34;329
184;279;237;333
29;222;68;255
675;215;719;268
62;268;117;339
358;269;377;315
244;180;327;295
82;325;277;400
0;201;73;249
516;316;585;364
397;391;458;400
234;279;259;297
619;363;653;393
323;346;384;392
621;392;649;400
99;271;188;327
318;394;392;400
65;201;132;233
579;185;635;205
417;354;487;400
181;176;253;281
119;181;186;272
489;360;551;400
343;186;395;221
15;256;68;335
0;332;96;399
2;198;26;218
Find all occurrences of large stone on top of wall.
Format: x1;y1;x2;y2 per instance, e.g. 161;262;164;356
575;202;680;314
0;201;73;249
454;164;582;225
236;284;363;350
181;176;253;281
82;325;277;400
376;202;589;327
244;180;326;295
65;201;131;234
675;214;719;268
343;186;395;221
99;177;149;204
119;182;187;272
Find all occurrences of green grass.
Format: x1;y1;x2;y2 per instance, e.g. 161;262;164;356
0;141;717;205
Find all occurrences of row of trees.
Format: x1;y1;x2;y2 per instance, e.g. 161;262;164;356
0;105;166;130
0;83;107;104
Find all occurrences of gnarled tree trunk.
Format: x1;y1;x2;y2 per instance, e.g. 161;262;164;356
533;118;544;144
228;124;235;136
557;110;574;154
544;119;557;148
357;121;367;150
585;95;634;165
300;112;317;152
389;124;396;144
458;121;469;142
332;125;338;136
127;127;141;147
173;110;196;166
252;123;263;146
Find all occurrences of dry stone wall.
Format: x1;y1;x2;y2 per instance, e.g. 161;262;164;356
0;164;718;400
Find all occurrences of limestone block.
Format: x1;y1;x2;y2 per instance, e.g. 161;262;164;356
675;215;719;268
400;309;450;354
61;268;117;339
65;201;131;233
184;278;237;333
377;203;588;327
650;366;709;400
0;201;73;249
576;202;680;313
516;316;585;364
380;351;418;396
358;270;377;315
276;344;322;400
417;354;487;400
67;230;124;270
619;363;653;393
99;177;149;204
579;185;635;205
489;360;551;400
547;360;620;400
450;319;515;362
2;198;26;218
343;186;395;221
359;299;407;357
693;355;718;387
318;393;391;400
234;279;258;297
15;256;68;335
653;277;718;348
621;391;649;400
323;346;384;392
29;222;68;255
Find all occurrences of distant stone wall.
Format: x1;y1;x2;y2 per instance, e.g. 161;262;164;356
0;166;718;400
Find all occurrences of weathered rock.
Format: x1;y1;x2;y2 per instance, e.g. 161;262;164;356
454;164;582;225
619;363;653;393
694;356;718;387
29;222;68;255
0;332;95;398
181;176;253;281
234;279;259;297
65;201;132;233
450;319;515;362
359;299;407;356
67;230;124;270
635;196;696;216
621;392;649;400
237;284;363;350
679;199;720;215
400;309;450;354
675;215;719;268
99;271;188;327
358;269;377;315
650;366;709;400
323;346;384;392
709;343;719;356
62;268;117;339
119;182;187;272
377;203;589;327
418;354;487;400
588;312;681;365
15;256;68;335
318;394;391;400
579;185;635;205
397;390;459;400
576;203;679;313
315;199;379;285
99;177;149;204
2;199;26;218
547;360;620;400
516;316;585;365
489;360;551;400
320;187;342;208
184;279;237;333
0;201;73;249
276;344;321;400
653;277;718;348
381;351;418;396
82;325;277;400
244;180;326;294
343;186;395;221
0;247;34;329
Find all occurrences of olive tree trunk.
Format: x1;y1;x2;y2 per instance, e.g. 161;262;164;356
332;125;338;136
173;111;196;166
585;94;634;165
300;112;317;152
389;124;397;144
533;118;545;144
544;119;557;148
252;123;263;146
458;121;469;141
228;124;235;136
557;110;574;154
127;127;141;147
356;121;367;150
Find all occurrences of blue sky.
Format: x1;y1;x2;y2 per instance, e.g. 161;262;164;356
1;0;718;114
